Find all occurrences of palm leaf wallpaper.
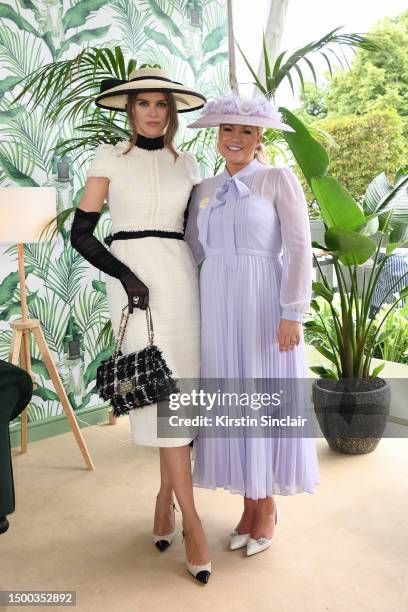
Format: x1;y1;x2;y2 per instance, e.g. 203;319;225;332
0;0;228;429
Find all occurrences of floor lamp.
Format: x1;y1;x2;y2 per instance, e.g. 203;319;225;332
0;186;94;471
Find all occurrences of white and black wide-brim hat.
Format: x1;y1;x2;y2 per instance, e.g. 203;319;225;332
95;67;206;113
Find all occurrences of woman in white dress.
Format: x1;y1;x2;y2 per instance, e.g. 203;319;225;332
70;68;211;583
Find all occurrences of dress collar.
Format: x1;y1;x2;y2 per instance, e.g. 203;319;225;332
221;158;262;181
134;133;165;150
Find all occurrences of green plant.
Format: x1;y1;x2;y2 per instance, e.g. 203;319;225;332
297;109;407;207
302;142;408;379
238;26;379;102
305;294;408;369
322;10;408;135
368;301;408;364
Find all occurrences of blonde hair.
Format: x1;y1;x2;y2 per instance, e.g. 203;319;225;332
122;91;179;161
255;127;268;164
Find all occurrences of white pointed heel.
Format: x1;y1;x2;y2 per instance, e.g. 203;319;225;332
246;503;279;557
153;502;177;552
182;529;211;584
229;528;250;550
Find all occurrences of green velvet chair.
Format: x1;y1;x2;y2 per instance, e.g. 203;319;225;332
0;359;33;534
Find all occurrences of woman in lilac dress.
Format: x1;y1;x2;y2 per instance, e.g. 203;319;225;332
185;94;320;557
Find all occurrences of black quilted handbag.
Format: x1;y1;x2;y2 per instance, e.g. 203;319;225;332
96;305;179;417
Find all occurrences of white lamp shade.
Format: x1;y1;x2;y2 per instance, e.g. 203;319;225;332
0;186;57;244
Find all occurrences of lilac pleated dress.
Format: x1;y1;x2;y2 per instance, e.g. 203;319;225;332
185;158;320;498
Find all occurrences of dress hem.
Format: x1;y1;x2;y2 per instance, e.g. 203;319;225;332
192;480;320;498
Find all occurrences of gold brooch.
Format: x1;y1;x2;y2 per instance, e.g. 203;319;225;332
199;197;210;209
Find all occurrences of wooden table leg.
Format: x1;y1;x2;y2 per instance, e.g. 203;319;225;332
9;327;23;365
32;324;95;471
19;331;29;453
9;328;28;453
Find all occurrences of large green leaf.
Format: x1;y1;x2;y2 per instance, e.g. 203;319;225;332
310;365;338;379
303;321;326;334
0;76;23;102
0;152;38;186
1;3;55;56
92;280;106;295
60;26;111;54
386;240;408;255
312;282;334;302
364;170;408;231
0;291;38;321
325;227;377;265
143;27;186;60
31;357;51;381
353;214;380;236
0;106;25;122
16;0;43;23
370;362;385;378
0;4;39;36
202;24;227;53
201;52;229;71
389;218;408;242
278;107;329;184
83;346;114;387
62;0;109;32
141;0;184;39
0;266;34;305
311;176;365;230
32;384;58;402
314;344;338;365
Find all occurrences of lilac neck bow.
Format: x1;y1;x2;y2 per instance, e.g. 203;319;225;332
198;173;251;270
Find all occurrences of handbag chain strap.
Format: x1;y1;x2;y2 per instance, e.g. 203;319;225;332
113;304;154;358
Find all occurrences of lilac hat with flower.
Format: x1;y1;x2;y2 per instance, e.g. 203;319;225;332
187;93;294;131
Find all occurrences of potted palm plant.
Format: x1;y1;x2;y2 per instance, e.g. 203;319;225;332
309;169;408;454
279;109;408;454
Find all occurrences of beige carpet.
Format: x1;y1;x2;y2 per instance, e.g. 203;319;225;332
2;416;408;612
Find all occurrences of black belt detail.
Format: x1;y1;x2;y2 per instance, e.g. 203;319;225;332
104;230;184;246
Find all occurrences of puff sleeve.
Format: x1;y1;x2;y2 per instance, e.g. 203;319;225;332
274;167;313;322
86;143;115;180
182;151;202;186
184;182;205;265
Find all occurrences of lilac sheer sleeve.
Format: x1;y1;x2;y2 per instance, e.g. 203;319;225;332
274;167;313;322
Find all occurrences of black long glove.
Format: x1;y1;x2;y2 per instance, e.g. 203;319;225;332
70;208;149;312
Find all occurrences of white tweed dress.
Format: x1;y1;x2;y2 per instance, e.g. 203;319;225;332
86;140;201;446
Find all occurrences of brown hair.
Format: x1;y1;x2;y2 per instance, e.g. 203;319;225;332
122;91;179;161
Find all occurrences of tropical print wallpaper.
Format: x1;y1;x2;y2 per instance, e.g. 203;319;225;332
0;0;228;427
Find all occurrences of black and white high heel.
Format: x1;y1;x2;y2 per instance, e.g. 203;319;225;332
182;529;211;584
153;502;177;552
